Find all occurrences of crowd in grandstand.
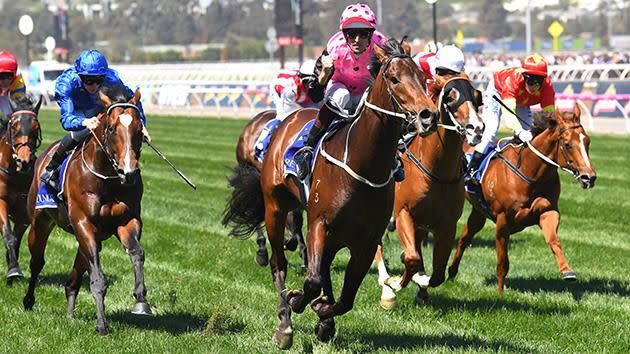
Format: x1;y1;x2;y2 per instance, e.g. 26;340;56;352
464;51;629;67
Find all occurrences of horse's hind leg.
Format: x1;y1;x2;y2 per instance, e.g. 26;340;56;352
23;211;55;310
375;244;396;310
448;207;487;279
117;218;152;315
312;246;338;343
539;210;575;280
288;211;307;269
65;249;87;317
0;203;21;281
495;215;511;295
266;207;293;349
254;226;269;266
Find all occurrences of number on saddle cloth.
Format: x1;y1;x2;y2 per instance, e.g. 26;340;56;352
35;153;73;209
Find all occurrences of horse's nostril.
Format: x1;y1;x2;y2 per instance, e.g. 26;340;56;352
419;109;432;119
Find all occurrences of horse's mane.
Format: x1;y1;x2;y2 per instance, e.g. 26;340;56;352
530;111;557;137
100;85;133;105
367;38;408;87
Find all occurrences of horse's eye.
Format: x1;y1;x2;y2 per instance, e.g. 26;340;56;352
389;76;400;85
564;142;572;149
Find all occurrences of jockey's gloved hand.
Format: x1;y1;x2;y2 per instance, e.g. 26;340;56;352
142;125;151;143
516;129;533;143
82;116;100;130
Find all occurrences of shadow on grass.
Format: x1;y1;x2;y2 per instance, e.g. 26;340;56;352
343;331;532;352
109;311;209;334
427;292;571;315
36;273;119;287
496;276;630;300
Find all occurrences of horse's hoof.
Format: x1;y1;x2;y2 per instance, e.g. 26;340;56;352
384;276;402;291
255;252;269;267
23;295;34;311
131;302;153;316
379;297;397;310
414;290;430;305
7;267;23;279
284;289;305;313
284;236;298;251
412;273;431;288
447;267;458;280
562;271;577;281
96;325;109;336
315;318;336;343
272;326;293;350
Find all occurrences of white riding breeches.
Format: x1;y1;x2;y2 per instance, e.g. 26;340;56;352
325;81;363;114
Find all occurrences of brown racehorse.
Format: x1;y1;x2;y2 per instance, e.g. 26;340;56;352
232;109;306;268
0;94;42;282
373;77;485;308
223;38;438;349
448;106;597;295
23;86;151;335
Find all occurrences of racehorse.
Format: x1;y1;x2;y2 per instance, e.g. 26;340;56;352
23;86;151;335
223;38;438;349
0;94;42;282
373;77;485;308
231;109;306;268
448;106;597;295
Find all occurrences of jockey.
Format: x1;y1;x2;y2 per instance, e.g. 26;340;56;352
468;53;555;177
0;50;26;128
412;41;444;81
270;59;320;120
293;2;387;180
415;44;466;92
40;49;149;192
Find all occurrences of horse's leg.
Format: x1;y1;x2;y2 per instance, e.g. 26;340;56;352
292;211;308;269
448;207;487;279
266;206;293;349
387;209;421;290
375;243;396;310
412;229;431;304
312;246;337;342
428;224;456;288
75;221;109;335
0;203;21;281
254;226;269;266
539;210;575;280
312;241;378;320
65;249;87;317
495;214;511;295
9;222;29;280
117;218;152;315
23;211;55;310
284;212;298;251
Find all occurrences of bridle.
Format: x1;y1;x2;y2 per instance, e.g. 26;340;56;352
533;123;585;177
82;102;141;180
436;77;479;137
6;110;42;160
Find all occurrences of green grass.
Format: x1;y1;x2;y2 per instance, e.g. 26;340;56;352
0;109;628;353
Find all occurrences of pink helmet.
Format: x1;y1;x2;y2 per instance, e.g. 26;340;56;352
339;3;377;30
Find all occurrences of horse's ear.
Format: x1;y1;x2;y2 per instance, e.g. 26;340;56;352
129;89;141;105
473;89;483;108
34;94;43;113
401;39;411;56
99;90;113;107
573;103;581;120
374;44;388;64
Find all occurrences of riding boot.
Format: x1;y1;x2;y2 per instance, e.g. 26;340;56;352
40;135;75;192
466;151;484;184
294;103;336;180
393;154;405;182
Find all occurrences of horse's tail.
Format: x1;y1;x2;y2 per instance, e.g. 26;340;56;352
222;163;265;239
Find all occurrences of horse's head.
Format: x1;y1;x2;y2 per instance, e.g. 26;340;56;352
98;86;144;186
7;93;43;172
437;77;485;145
371;38;438;136
554;105;596;188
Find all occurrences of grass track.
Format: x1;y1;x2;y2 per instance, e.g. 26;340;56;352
0;109;628;353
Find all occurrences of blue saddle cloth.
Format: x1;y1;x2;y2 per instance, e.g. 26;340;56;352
254;118;282;163
283;118;347;178
35;155;71;209
462;144;498;221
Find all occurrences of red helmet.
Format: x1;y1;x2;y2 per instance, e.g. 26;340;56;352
0;50;18;75
522;53;548;77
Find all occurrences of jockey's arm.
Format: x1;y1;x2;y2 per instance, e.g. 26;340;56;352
501;97;525;133
306;51;334;103
55;82;87;131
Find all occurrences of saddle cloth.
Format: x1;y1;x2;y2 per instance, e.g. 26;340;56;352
35;153;72;209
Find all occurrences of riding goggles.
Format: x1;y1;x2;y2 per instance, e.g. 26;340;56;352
524;74;544;86
0;72;14;80
343;29;373;40
80;75;105;85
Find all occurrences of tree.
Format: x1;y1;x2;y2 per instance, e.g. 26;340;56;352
478;0;511;40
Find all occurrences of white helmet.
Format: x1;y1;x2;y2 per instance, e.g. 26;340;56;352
299;59;317;76
434;45;465;73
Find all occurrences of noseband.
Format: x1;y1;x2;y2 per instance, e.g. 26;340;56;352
437;77;478;137
6;110;41;159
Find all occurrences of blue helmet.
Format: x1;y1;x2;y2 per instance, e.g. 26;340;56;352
75;49;108;76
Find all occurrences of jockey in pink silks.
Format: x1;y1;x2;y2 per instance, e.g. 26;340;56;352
293;2;388;180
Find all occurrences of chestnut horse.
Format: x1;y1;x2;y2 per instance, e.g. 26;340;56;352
24;86;151;335
0;94;42;282
374;77;485;308
232;109;306;267
223;38;437;349
448;106;597;294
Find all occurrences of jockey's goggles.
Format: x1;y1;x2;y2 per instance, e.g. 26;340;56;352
343;29;372;40
435;67;460;77
524;74;544;86
0;72;14;80
80;75;105;86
